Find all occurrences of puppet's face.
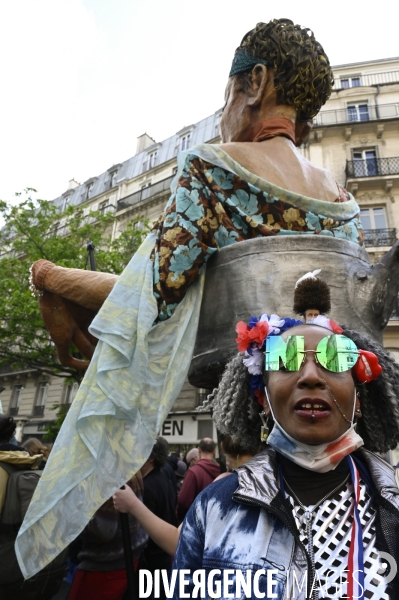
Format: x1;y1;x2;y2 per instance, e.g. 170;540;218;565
220;76;251;143
305;308;320;321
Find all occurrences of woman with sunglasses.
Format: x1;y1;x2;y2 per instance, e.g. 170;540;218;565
172;278;399;600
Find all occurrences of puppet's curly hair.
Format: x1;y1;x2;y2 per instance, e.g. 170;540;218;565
293;278;331;316
235;19;333;120
200;326;399;454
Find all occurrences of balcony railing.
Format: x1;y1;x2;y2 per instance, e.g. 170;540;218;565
33;405;45;416
363;228;397;247
99;204;116;215
9;407;19;416
333;71;399;91
117;175;174;211
314;103;399;127
346;157;399;178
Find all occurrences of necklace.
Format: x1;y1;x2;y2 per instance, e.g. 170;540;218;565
282;473;350;514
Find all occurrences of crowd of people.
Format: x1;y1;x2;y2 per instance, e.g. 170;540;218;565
0;415;230;600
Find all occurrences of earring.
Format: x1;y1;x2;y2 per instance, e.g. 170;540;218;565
355;408;361;414
260;411;269;442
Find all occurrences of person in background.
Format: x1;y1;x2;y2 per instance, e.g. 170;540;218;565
0;416;66;600
176;438;220;521
162;452;178;505
175;460;187;494
24;437;51;470
214;434;261;481
138;437;177;600
113;438;257;556
67;471;147;600
184;448;199;468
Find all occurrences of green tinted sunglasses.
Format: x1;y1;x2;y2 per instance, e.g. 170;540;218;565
265;334;359;373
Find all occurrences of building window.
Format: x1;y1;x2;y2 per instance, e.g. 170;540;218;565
65;382;79;404
34;380;49;416
180;134;191;151
62;196;71;212
341;76;361;89
360;207;387;230
197;419;213;440
352;149;377;176
148;152;157;169
109;170;118;188
10;384;23;415
85;183;94;200
347;103;369;122
133;221;145;231
99;199;114;214
36;381;49;406
197;388;212;404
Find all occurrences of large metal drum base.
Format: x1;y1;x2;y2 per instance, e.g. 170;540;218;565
188;235;396;389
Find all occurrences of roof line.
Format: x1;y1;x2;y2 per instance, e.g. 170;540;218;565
332;57;399;69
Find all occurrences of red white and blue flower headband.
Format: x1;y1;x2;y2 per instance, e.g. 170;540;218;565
236;314;382;403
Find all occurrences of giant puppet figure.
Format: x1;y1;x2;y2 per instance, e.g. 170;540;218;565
18;19;399;578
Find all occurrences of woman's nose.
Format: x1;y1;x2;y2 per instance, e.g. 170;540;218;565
297;353;326;387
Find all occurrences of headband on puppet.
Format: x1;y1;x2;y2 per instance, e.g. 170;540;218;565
236;270;382;402
229;50;268;77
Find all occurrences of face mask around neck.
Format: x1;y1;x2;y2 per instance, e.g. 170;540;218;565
265;389;364;473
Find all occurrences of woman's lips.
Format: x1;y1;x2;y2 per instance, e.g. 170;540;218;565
294;399;331;420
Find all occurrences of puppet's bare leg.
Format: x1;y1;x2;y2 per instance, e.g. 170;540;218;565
31;259;118;312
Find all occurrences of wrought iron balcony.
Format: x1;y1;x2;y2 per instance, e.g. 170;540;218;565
33;405;45;416
9;407;19;416
99;204;116;215
363;228;397;247
314;103;399;127
346;157;399;178
345;156;399;178
333;70;399;91
117;175;174;211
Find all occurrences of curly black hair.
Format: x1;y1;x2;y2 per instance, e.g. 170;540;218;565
198;353;261;456
235;18;333;120
200;325;399;454
342;326;399;452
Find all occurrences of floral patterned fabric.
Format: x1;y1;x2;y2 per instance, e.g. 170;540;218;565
151;145;362;320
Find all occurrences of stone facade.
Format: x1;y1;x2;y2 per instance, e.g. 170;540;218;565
1;57;398;451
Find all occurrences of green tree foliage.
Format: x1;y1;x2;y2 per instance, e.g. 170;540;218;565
0;189;150;380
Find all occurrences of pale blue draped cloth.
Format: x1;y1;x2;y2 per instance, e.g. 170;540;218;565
15;144;360;578
15;232;205;578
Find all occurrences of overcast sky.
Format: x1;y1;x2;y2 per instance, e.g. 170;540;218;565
1;0;398;204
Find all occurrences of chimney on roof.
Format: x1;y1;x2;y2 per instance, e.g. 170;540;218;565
136;133;156;155
67;179;80;190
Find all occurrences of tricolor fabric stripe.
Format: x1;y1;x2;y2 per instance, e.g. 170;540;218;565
347;455;365;600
